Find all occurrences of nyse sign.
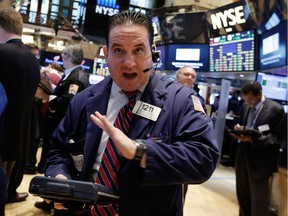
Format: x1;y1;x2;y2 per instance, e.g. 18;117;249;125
206;1;255;37
95;5;119;16
210;5;246;33
95;0;119;16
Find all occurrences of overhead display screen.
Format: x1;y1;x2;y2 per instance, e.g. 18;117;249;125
165;44;209;72
258;21;287;70
209;30;255;72
156;12;209;44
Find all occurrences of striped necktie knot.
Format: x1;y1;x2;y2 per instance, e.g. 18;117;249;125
123;90;138;101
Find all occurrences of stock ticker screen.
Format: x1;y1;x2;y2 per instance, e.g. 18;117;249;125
209;30;255;72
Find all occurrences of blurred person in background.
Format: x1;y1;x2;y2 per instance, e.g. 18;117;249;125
231;81;285;216
34;44;89;212
0;82;7;215
24;48;64;174
176;66;206;109
277;112;287;216
36;62;63;174
0;8;40;205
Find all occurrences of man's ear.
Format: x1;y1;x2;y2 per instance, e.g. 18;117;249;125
103;46;108;63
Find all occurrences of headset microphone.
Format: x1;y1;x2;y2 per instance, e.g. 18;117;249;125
143;50;161;73
143;65;156;73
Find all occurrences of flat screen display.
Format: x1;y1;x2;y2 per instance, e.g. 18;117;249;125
209;30;255;72
258;21;287;70
240;0;287;34
165;44;209;72
256;67;288;104
157;12;208;44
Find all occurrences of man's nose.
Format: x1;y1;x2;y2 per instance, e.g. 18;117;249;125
123;53;136;66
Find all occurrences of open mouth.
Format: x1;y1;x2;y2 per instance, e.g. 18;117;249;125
123;72;137;79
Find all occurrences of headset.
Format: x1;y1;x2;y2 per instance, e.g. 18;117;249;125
152;50;161;63
143;49;161;73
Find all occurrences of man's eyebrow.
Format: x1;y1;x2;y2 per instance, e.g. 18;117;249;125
134;42;146;47
110;41;147;49
110;43;122;48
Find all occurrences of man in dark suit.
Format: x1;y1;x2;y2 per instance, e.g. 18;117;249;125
0;82;7;215
34;44;89;212
231;81;285;216
0;8;40;204
38;44;89;174
44;11;219;216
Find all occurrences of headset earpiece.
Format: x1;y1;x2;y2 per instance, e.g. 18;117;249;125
152;50;161;63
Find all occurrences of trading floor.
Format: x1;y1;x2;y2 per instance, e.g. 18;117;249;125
5;150;239;216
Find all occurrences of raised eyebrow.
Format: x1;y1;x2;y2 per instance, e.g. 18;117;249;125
134;43;146;49
110;43;123;49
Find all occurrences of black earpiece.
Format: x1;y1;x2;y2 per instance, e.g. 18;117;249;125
152;50;161;63
143;49;161;73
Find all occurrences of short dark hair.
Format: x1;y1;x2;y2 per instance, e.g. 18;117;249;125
106;11;154;47
241;81;262;96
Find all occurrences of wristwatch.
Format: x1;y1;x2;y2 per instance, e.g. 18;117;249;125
133;139;147;161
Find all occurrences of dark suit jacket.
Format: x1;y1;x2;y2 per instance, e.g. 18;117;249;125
237;97;285;178
48;66;89;123
46;75;219;216
0;39;40;161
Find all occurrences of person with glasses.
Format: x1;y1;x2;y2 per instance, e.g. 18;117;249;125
42;11;219;216
176;66;206;112
176;66;197;89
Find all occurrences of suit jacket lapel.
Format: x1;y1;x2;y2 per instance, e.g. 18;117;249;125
242;105;250;126
129;75;167;139
254;100;268;127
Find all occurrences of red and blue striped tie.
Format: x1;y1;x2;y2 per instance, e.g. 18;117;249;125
91;91;138;216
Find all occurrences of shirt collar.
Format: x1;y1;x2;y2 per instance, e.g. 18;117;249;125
255;95;265;111
64;65;81;77
111;81;147;99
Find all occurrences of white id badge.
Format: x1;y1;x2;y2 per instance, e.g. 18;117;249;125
70;154;83;172
258;124;270;132
132;101;161;121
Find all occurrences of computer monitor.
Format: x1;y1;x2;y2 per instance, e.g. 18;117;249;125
209;30;255;72
256;66;288;105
